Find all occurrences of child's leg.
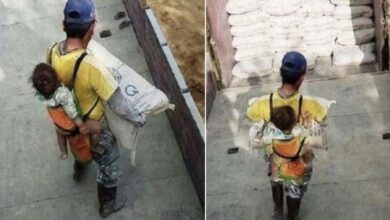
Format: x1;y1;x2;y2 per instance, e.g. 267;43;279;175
56;131;68;159
85;119;103;153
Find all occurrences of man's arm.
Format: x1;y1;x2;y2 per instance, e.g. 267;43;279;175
106;88;146;127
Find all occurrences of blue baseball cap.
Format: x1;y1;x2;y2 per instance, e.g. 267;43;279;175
281;51;307;77
64;0;96;26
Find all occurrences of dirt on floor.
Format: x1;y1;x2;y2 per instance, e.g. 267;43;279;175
139;0;205;118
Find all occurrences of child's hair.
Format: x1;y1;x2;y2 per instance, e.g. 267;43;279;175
271;106;297;132
30;63;58;96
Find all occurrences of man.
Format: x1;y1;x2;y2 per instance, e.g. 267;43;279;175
47;0;145;218
247;51;328;220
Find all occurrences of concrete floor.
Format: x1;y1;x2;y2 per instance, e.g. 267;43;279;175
0;0;202;219
207;72;390;219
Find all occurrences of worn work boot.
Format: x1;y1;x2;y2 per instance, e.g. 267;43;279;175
286;196;301;220
98;184;127;218
73;161;86;182
271;184;284;219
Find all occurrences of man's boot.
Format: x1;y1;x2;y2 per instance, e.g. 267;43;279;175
286;196;301;220
271;184;284;219
98;184;127;218
73;160;85;182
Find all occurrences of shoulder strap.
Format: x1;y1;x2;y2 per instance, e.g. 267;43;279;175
48;43;57;65
70;52;100;120
70;52;88;90
297;94;303;122
269;93;274;119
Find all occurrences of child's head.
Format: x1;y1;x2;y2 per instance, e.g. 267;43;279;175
271;106;297;133
30;63;58;98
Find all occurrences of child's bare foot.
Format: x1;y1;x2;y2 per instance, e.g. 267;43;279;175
60;153;68;160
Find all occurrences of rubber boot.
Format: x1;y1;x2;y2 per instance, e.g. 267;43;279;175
271;184;284;219
286;196;301;220
98;184;127;218
73;160;85;182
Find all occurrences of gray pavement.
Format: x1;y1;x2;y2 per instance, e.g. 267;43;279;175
207;72;390;219
0;0;202;219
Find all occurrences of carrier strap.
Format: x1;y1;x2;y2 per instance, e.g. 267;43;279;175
273;137;306;161
71;52;100;120
48;43;57;65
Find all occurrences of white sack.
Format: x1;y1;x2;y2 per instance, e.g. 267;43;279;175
232;35;270;49
336;17;374;31
226;0;265;14
87;40;172;115
305;29;337;42
267;26;302;38
331;0;373;5
228;9;269;26
301;0;335;16
232;57;273;78
336;27;375;45
269;13;304;27
334;5;373;18
230;22;269;37
299;17;336;32
234;46;273;61
333;43;376;66
306;44;335;57
264;0;301;16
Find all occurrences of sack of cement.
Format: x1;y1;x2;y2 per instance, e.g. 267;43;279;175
263;0;301;16
248;120;266;149
226;0;265;14
336;17;374;31
305;29;338;43
331;0;373;5
234;46;274;61
232;35;270;49
269;13;304;27
271;37;306;52
333;43;376;66
301;0;335;16
336;27;375;45
273;51;317;72
334;5;373;18
230;22;269;37
299;17;336;32
87;40;173;115
228;9;269;26
267;26;302;38
306;44;335;57
232;57;273;78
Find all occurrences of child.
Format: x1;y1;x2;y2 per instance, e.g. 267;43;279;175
30;63;102;161
261;106;314;220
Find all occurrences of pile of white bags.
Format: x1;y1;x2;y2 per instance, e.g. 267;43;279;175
226;0;376;77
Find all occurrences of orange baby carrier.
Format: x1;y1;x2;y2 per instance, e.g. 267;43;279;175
272;137;306;180
47;49;93;163
269;92;305;180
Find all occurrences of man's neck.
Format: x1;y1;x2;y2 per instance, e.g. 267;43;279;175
278;84;298;98
64;38;86;52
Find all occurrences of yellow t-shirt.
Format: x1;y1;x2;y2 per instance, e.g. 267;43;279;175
246;90;327;123
47;43;118;120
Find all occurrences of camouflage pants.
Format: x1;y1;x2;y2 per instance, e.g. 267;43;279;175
92;119;122;188
270;167;313;199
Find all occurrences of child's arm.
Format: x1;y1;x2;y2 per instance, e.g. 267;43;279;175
56;86;88;134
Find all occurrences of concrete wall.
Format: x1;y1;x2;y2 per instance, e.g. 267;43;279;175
207;0;235;88
122;0;205;207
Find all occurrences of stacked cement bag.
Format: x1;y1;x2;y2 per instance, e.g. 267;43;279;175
333;0;375;66
226;0;376;78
